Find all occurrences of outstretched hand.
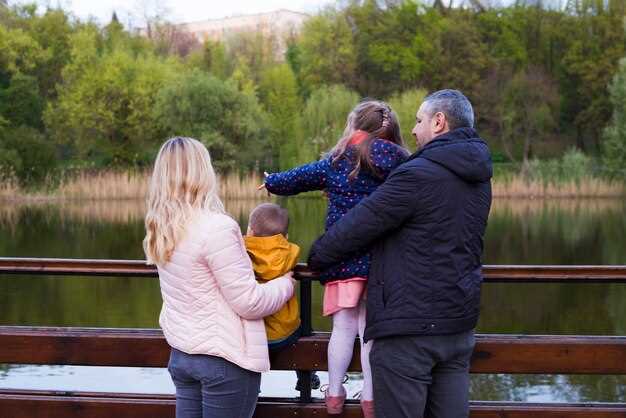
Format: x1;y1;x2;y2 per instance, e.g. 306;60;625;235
257;171;270;194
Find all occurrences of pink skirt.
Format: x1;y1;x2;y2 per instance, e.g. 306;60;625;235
322;277;367;316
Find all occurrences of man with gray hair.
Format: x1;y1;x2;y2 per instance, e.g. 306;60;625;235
309;89;492;417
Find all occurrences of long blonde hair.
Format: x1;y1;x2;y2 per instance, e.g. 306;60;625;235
143;137;225;265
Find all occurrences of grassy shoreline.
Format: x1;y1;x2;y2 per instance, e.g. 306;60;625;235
0;193;622;227
0;170;624;201
0;170;267;202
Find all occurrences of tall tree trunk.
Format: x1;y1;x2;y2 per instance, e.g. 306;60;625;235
498;118;517;163
521;131;532;178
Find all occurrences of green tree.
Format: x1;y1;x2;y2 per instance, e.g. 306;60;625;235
603;57;626;178
224;30;280;86
0;8;69;185
0;5;77;99
476;5;574;158
417;10;489;102
0;72;43;129
301;85;360;160
299;8;357;90
25;8;75;100
476;8;528;70
44;26;179;166
387;88;427;153
153;70;270;171
501;67;560;173
204;40;230;79
230;58;257;96
186;39;231;80
346;0;424;96
258;64;303;170
0;125;56;186
0;24;48;81
285;42;309;98
561;0;625;152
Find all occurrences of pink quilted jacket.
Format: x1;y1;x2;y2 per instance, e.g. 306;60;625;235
156;211;295;372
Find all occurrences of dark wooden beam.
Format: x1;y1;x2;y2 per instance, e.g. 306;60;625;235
482;265;626;283
0;257;155;277
0;327;169;367
1;327;626;374
470;334;626;374
0;258;625;282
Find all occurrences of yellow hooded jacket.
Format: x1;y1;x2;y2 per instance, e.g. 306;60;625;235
243;234;301;342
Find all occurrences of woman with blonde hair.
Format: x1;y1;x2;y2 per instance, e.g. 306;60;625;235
144;137;295;418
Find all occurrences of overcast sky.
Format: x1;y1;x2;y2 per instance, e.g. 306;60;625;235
9;0;335;26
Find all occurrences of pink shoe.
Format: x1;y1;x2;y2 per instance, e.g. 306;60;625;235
322;385;346;415
361;399;375;418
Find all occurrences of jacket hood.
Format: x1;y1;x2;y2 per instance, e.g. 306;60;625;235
409;127;492;183
244;234;300;280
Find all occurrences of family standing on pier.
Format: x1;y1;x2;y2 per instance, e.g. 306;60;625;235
143;89;493;418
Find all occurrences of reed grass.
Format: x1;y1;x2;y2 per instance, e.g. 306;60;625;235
492;176;625;198
0;170;623;201
0;170;269;201
219;172;265;200
0;197;275;226
0;189;622;229
0;195;621;228
57;170;150;200
491;197;625;217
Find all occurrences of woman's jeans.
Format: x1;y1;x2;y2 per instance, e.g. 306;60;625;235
168;348;261;418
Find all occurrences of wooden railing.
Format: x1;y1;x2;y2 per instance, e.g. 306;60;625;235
1;258;626;417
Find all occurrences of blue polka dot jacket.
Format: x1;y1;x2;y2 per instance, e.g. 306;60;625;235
265;136;409;284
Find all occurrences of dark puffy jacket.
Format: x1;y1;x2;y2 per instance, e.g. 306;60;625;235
308;128;492;341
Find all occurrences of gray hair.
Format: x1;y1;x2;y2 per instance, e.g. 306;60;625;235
422;89;474;130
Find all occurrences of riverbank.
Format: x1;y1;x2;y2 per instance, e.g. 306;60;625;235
0;170;624;201
0;171;265;201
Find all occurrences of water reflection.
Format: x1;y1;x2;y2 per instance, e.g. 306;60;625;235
480;283;626;335
0;197;625;401
471;374;626;403
486;198;626;265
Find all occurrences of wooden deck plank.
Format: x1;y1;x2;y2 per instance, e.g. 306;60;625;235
0;390;624;418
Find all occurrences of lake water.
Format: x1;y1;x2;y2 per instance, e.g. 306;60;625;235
1;197;625;402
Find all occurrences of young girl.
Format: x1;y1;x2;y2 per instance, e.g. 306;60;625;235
144;137;294;418
262;100;409;417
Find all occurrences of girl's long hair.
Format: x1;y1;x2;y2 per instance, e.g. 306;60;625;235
143;137;225;265
329;100;406;179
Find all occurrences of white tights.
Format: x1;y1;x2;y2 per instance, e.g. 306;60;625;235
327;299;373;401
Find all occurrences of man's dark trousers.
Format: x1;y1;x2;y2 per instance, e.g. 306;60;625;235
370;329;475;418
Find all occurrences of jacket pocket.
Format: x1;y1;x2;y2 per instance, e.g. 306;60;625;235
371;281;384;310
382;273;409;310
370;242;387;308
455;267;482;306
381;242;409;308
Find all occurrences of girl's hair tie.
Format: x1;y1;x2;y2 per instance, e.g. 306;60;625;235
381;108;390;128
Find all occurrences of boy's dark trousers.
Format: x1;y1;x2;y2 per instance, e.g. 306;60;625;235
370;329;475;418
268;327;320;392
